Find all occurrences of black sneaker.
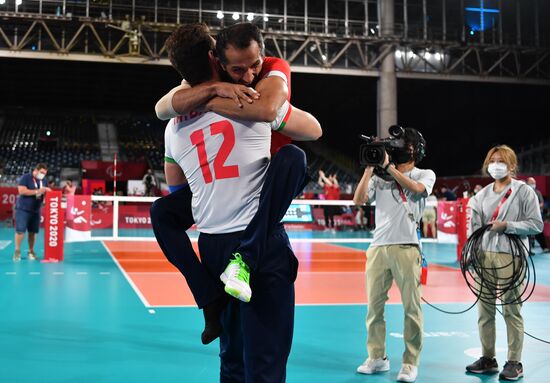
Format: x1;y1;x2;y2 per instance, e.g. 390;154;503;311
499;361;523;381
466;356;499;374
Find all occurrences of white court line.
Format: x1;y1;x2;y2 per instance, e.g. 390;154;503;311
5;272;16;275
52;272;64;275
101;241;151;308
76;272;88;275
147;300;480;309
127;270;367;276
94;236;438;244
147;302;395;308
29;272;41;275
99;272;111;275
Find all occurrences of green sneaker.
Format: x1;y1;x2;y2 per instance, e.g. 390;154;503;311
220;253;252;303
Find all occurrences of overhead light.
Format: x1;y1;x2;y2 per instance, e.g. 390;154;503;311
247;12;254;21
263;15;269;22
16;0;22;5
369;28;376;34
435;52;442;60
395;50;402;58
232;12;239;20
216;11;223;19
0;0;6;5
321;54;327;61
425;51;432;59
46;130;52;137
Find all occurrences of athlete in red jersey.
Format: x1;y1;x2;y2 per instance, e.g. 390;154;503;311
155;29;293;154
151;23;320;348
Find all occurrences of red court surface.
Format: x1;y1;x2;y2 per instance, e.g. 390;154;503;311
103;240;550;307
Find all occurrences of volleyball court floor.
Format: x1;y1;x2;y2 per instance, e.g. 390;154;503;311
1;228;549;382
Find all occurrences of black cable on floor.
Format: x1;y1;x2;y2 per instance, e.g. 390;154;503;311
422;225;549;344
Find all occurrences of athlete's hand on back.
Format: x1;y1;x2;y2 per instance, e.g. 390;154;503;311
214;83;260;108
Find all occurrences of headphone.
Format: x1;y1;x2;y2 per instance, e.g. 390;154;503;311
404;127;426;164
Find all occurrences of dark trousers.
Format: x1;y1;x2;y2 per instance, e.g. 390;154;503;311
237;145;309;270
530;232;548;250
150;186;223;308
150;144;308;307
323;205;336;228
199;225;297;383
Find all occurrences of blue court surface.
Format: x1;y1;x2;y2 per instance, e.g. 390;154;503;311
1;227;549;383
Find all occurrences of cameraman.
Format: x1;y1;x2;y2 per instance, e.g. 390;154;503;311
142;169;156;197
353;128;435;383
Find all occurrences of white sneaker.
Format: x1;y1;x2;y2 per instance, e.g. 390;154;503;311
397;364;418;382
357;357;390;374
220;253;252;303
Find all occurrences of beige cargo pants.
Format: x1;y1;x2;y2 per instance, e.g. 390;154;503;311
365;244;423;366
477;251;524;362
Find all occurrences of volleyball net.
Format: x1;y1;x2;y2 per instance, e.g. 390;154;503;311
43;192;462;261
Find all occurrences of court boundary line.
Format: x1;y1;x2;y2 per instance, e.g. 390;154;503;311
101;241;152;308
143;301;491;308
91;237;440;244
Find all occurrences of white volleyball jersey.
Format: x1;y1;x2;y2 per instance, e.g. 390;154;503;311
165;102;291;233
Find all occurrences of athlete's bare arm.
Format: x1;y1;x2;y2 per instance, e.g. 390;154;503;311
281;106;322;141
155;80;259;120
164;162;187;186
205;76;288;122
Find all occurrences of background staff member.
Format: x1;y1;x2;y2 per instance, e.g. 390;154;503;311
13;163;51;262
465;145;543;381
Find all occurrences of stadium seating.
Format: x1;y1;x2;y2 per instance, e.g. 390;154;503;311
0;112;100;185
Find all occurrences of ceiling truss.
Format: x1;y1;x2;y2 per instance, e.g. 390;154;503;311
1;12;549;85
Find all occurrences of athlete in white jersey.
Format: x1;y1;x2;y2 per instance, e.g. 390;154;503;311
158;23;321;382
164;102;291;234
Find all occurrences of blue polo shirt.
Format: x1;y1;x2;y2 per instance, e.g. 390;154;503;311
16;173;44;212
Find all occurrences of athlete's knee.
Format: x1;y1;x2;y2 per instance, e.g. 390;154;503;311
150;196;170;224
277;144;306;169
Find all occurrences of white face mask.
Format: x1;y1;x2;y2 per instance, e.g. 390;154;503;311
487;162;508;180
36;172;46;181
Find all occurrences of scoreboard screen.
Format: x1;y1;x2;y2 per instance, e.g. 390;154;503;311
282;204;314;223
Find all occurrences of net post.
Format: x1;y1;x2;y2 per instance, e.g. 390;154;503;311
113;197;119;239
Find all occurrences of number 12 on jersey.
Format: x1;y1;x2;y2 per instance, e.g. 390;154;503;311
190;120;240;184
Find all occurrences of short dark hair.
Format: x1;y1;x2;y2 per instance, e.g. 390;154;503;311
36;163;48;171
165;23;215;86
403;128;426;164
215;23;265;65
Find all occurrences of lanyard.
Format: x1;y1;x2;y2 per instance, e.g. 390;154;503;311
397;182;426;273
395;182;415;222
490;187;512;221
